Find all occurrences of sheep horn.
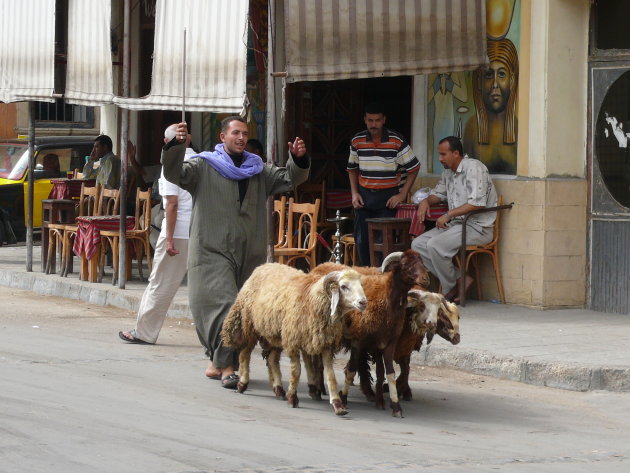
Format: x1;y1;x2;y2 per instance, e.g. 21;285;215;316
323;271;341;294
380;252;403;272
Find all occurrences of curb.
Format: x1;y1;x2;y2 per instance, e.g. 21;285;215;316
415;345;630;392
0;267;192;319
2;265;629;393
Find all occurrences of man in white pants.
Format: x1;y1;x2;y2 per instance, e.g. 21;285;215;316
118;125;194;344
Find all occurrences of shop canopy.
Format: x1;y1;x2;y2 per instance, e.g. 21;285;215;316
113;0;249;113
0;0;56;103
64;0;115;106
283;0;488;82
1;0;248;113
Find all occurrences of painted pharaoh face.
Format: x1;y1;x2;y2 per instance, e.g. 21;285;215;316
482;60;512;114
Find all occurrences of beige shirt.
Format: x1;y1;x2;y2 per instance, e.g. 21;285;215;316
430;156;498;229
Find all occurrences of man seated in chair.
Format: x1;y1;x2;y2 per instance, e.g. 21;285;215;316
411;136;497;303
42;153;61;178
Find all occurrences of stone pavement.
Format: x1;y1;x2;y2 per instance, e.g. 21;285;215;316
1;243;630;393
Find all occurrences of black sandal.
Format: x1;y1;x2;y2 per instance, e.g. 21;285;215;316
221;373;239;389
118;330;150;344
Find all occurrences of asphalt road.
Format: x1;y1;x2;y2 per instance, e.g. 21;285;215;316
1;286;630;473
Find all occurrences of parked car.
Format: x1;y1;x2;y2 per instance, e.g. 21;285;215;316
0;136;96;239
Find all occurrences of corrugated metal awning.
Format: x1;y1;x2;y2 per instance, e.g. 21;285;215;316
64;0;114;106
283;0;488;83
114;0;249;113
0;0;56;103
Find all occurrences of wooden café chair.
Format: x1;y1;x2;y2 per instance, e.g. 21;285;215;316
46;183;100;276
456;195;514;306
274;198;320;271
99;189;153;285
272;195;288;249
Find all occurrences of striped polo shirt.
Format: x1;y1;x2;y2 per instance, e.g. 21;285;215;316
347;128;420;189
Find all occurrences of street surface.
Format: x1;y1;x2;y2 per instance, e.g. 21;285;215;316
1;286;629;473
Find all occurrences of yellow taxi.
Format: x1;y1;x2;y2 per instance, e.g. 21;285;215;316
0;136;96;239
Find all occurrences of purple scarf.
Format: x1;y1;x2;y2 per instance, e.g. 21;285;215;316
194;144;263;180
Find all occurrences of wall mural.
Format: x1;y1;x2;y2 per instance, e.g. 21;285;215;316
427;0;520;175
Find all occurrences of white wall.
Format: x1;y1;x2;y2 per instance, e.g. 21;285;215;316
524;0;589;178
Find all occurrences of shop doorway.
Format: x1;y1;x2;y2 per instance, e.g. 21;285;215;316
285;76;413;190
588;63;630;314
587;2;630;314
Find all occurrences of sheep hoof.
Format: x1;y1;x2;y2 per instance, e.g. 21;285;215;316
273;385;286;400
363;392;376;403
375;397;386;410
401;388;413;402
308;384;322;401
338;391;348;407
332;399;348;416
287;393;299;408
236;381;248;393
391;402;403;418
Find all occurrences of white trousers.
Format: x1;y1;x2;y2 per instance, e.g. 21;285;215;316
410;223;493;294
134;232;189;343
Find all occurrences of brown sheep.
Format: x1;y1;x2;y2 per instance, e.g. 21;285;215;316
358;289;460;402
309;249;429;417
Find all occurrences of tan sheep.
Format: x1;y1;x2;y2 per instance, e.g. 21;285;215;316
221;263;367;416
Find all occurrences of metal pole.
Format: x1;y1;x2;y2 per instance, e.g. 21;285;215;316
118;0;131;288
265;0;276;262
26;102;36;272
182;28;186;123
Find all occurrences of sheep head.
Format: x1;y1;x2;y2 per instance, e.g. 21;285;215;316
323;269;368;318
434;298;460;345
381;250;430;289
405;288;442;333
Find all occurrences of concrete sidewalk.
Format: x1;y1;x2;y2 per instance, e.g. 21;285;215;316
2;243;630;393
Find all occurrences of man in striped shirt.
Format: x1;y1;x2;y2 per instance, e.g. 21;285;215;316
347;102;420;266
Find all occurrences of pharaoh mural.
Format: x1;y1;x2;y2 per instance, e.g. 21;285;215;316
463;37;519;174
427;0;520;175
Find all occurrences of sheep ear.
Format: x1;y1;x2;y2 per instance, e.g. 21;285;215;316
323;271;341;314
406;290;421;307
330;288;340;315
438;301;455;330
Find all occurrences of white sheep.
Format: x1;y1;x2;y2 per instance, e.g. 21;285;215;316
221;263;367;416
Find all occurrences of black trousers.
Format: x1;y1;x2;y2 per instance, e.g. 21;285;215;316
353;186;398;266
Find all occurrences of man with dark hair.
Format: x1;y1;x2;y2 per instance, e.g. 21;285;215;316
411;136;498;303
347;101;420;266
162;116;310;389
245;138;264;160
83;134;121;189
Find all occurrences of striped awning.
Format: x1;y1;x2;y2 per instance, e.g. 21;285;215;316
283;0;488;83
0;0;56;103
114;0;249;113
64;0;114;106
